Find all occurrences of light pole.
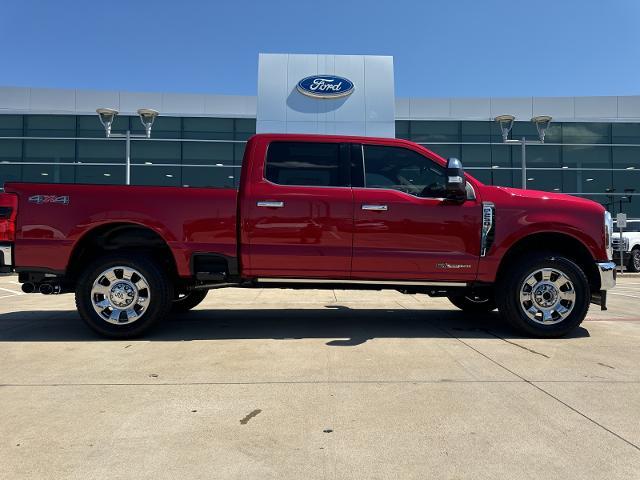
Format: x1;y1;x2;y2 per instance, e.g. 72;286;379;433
96;108;159;185
494;115;552;190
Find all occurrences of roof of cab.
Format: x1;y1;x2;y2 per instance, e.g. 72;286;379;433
246;133;446;162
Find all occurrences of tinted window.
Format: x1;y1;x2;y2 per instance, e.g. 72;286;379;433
265;142;345;187
363;145;446;198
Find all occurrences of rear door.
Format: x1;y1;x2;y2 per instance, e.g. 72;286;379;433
351;143;481;282
242;140;354;278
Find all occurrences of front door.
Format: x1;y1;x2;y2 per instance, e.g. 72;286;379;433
352;144;481;282
243;140;353;278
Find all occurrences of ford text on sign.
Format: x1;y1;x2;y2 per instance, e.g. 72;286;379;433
296;75;355;99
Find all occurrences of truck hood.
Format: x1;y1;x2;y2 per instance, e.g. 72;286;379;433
481;185;605;213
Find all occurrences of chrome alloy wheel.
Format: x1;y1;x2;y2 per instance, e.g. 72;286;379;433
519;268;576;325
90;266;151;325
633;250;640;271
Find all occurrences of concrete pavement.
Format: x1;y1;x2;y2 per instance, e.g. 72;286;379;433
1;274;639;479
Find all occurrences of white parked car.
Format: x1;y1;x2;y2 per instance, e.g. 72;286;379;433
612;219;640;272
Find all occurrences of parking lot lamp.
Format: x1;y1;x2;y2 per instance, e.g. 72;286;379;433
494;114;552;190
96;108;159;185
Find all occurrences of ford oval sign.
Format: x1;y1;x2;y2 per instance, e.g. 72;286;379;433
296;75;354;99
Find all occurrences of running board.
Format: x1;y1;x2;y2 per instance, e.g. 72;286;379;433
256;278;467;287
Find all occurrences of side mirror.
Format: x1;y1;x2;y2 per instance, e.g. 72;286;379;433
445;157;467;201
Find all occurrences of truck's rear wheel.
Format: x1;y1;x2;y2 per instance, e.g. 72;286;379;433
76;254;173;338
448;294;496;313
628;248;640;272
171;290;208;313
496;253;590;338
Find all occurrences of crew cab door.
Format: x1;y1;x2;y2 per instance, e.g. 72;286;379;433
242;140;353;278
351;143;481;282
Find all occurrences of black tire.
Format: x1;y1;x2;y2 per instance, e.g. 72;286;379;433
628;248;640;273
496;253;590;338
75;253;173;338
448;294;496;313
171;290;208;313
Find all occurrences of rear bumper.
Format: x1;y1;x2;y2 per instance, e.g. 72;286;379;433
0;243;13;273
591;261;616;311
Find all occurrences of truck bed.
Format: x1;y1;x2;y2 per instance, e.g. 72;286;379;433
4;183;238;277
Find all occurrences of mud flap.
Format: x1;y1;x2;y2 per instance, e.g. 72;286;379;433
590;290;608;311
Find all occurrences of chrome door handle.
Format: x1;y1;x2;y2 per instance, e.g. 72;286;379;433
257;201;284;208
361;204;388;211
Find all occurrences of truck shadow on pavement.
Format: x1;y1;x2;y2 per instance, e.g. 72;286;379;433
0;305;590;343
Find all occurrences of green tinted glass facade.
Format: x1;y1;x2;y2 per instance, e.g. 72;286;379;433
397;120;640;218
0;115;254;189
1;115;638;218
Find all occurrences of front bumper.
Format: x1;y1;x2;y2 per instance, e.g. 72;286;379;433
0;243;13;273
597;261;617;290
591;261;617;311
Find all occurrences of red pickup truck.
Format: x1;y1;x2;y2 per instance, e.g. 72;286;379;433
0;133;616;338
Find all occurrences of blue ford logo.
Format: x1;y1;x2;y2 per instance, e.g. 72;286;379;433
296;75;354;99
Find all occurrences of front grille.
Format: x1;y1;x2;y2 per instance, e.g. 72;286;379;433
612;238;629;251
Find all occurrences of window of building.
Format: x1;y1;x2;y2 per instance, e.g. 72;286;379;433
181;166;235;188
265;142;345;187
77;139;124;164
130;116;181;139
130;165;181;187
409;121;459;143
182;142;233;166
235;119;256;141
25;115;76;137
0;138;21;184
182;118;234;140
395;121;410;140
0;115;23;137
563;123;611;144
131;141;181;165
461;121;491;143
612;123;640;144
76;165;125;185
363;145;446;198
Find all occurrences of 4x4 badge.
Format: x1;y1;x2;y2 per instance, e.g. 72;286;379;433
28;195;70;205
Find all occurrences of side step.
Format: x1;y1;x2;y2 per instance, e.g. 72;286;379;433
195;271;227;282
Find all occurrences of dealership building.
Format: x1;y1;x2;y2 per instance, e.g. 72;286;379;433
0;53;638;218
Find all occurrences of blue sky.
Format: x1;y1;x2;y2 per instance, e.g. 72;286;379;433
2;0;639;98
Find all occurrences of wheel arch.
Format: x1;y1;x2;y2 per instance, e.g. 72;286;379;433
66;222;179;285
496;231;600;291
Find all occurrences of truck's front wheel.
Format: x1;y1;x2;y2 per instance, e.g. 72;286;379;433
76;254;173;338
496;254;590;338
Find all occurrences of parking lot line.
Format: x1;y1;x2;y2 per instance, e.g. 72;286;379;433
609;292;640;299
0;286;23;295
